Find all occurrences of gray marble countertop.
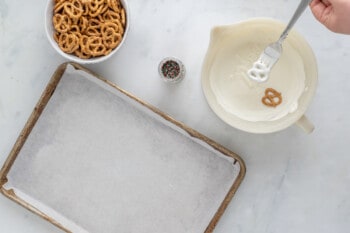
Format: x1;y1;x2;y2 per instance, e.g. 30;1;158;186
1;0;350;233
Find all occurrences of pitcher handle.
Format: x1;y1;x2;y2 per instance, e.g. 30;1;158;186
295;115;314;134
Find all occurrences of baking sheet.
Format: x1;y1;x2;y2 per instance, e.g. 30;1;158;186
0;63;245;233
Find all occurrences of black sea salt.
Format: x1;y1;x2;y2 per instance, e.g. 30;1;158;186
158;57;185;83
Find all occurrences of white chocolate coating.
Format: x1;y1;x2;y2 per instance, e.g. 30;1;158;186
209;38;306;122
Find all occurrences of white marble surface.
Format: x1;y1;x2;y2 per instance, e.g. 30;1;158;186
0;0;350;233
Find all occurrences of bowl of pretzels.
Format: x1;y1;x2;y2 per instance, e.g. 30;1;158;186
45;0;129;64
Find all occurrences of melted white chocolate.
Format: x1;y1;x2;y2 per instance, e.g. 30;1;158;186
209;38;306;122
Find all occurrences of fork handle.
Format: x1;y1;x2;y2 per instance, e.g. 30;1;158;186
278;0;312;43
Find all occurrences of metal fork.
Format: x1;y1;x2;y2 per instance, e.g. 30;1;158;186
247;0;312;83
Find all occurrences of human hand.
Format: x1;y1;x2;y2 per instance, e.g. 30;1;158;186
310;0;350;34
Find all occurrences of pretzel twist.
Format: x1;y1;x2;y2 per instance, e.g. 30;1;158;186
86;36;107;56
64;0;83;20
262;88;283;107
53;13;71;33
58;32;79;53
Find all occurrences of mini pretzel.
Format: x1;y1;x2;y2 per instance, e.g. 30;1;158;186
64;0;83;20
262;88;282;107
121;8;126;26
79;34;90;53
101;20;124;35
78;16;88;32
58;32;79;53
107;0;122;12
101;22;119;36
53;13;71;33
97;14;105;23
86;26;101;36
88;0;105;11
86;36;107;56
87;18;101;29
86;18;101;36
89;3;108;17
115;19;124;34
81;3;90;16
103;32;122;49
54;0;66;13
104;48;113;56
103;9;120;22
74;48;92;59
53;32;60;43
69;24;80;33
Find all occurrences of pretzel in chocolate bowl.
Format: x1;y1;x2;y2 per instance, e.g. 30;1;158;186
262;88;283;108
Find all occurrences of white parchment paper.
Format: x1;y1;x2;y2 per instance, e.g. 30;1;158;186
5;65;240;233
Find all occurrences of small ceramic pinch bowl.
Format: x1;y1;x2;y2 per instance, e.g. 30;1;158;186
45;0;130;64
201;18;318;134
